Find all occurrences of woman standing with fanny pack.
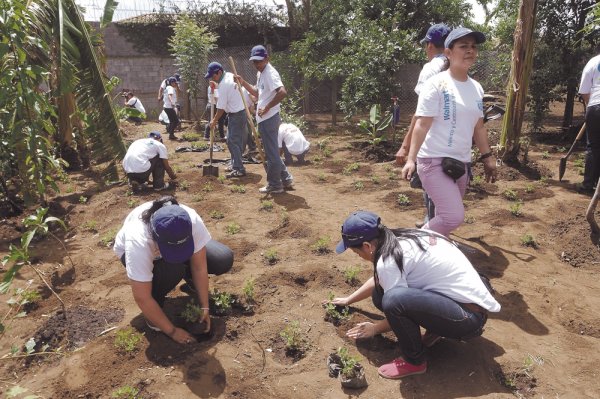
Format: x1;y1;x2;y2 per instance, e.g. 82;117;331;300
401;27;497;237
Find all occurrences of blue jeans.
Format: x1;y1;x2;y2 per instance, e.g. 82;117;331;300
372;286;487;365
258;113;292;188
584;104;600;189
120;240;233;306
282;143;308;164
226;110;247;172
126;155;164;189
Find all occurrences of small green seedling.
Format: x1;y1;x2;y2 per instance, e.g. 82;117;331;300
342;163;360;175
225;222;241;235
525;184;536;193
16;288;42;306
211;289;233;313
217;175;226;183
180;301;204;323
242;278;255;302
114;328;144;353
311;236;331;254
100;229;118;247
230;184;246;193
471;175;484;187
127;199;139;209
182;132;202;141
337;346;361;379
179;180;191;191
324;292;350;323
573;157;585;168
202;183;213;192
263;248;279;265
370;176;381;185
312;154;323;163
209;210;224;219
503;189;519;201
260;200;274;211
322;148;333;158
279;209;290;227
541;151;550;159
397;194;411;206
538;176;549;186
79;196;88;204
192;194;205;202
173;165;183;173
509;202;523;217
111;385;139;399
464;215;476;224
191;141;209;151
520;234;537;248
353;181;364;191
343;265;360;285
83;220;98;232
280;320;306;352
65;186;74;193
317;173;327;182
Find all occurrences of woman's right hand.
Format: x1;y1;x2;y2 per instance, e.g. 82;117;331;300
322;297;350;306
170;327;195;344
401;160;416;180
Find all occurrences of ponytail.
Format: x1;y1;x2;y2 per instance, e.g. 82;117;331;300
141;195;179;225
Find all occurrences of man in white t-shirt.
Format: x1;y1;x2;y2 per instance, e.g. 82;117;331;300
204;81;227;141
124;92;146;125
205;61;249;178
578;53;600;193
113;197;233;343
163;77;179;140
395;23;451;227
122;131;177;192
278;123;310;164
236;45;293;194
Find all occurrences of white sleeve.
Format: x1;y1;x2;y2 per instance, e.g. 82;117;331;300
579;59;595;94
277;128;284;148
415;78;441;117
270;68;283;90
156;142;168;159
125;239;155;282
127;98;135;106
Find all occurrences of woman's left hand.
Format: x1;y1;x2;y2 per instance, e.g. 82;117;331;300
401;160;416;180
483;157;497;183
200;309;211;332
346;322;376;340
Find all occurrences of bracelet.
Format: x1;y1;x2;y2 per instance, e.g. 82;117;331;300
479;152;493;161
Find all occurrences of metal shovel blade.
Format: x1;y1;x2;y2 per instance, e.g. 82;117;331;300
203;164;219;177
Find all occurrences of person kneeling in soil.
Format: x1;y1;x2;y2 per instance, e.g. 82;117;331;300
113;195;234;344
278;122;310;165
328;210;500;379
122;131;176;192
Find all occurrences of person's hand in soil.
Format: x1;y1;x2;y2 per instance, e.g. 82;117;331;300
483;156;497;183
171;327;195;344
346;322;376;339
200;309;211;333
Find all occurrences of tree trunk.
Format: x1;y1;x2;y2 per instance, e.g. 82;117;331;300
331;78;337;126
500;0;538;162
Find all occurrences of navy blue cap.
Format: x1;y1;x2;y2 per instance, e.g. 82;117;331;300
148;131;162;140
174;73;181;82
204;62;223;79
335;211;381;254
168;76;178;84
249;45;268;61
420;23;451;46
445;27;486;48
150;205;194;264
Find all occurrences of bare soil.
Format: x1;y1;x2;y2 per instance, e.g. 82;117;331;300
2;110;600;399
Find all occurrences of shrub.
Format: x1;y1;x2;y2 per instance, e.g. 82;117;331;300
242;278;255;302
263;248;279;265
211;289;233;313
353;181;364;191
114;328;144;353
180;301;203;323
510;202;523;217
342;163;360;175
343;266;360;285
260;200;274;211
280;321;306;352
397;194;411;206
111;385;139;399
311;236;331;254
324;292;350;323
225;222;241;235
230;184;246;193
182;132;202;141
337;346;361;378
209;210;224;219
521;234;537;248
503;189;519;201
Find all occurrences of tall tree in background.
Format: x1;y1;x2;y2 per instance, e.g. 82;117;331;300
500;0;538;161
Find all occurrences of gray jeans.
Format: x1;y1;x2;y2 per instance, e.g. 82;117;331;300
258;113;292;188
227;110;247;172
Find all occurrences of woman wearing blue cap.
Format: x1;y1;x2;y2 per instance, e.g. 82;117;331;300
114;195;233;344
401;27;498;237
330;210;500;379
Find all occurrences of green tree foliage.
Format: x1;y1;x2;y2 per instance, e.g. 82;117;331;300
169;14;217;102
288;0;472;116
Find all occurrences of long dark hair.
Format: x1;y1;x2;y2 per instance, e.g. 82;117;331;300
141;195;179;225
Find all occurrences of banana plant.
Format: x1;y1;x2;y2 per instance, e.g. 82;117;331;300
358;104;393;146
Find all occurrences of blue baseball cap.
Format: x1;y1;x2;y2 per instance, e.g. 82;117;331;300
204;62;223;79
335;211;381;254
445;27;486;48
150;205;194;264
420;23;451;46
174;73;181;82
249;45;268;61
168;76;178;84
148;131;162;140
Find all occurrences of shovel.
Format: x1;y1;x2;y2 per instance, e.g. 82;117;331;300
558;122;586;181
202;89;219;177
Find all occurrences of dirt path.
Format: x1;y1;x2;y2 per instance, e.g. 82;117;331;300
1;118;600;398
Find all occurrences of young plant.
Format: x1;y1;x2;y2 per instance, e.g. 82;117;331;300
337;346;361;378
503;189;519;201
192;194;205;202
260;200;274;211
324;292;350;323
114;328;144;353
263;248;279;265
100;229;118;247
210;289;233;314
311;236;331;254
180;301;204;323
510;202;523;217
209;210;224;219
397;193;411;206
83;220;98;232
471;175;484;187
79;195;88;204
202;183;213;192
225;222;241;235
111;385;140;399
370;176;381;185
182;132;202;142
322;148;333;158
280;320;306;352
521;234;537;248
217;175;226;183
127;199;139;208
179;180;191;191
353;181;365;191
230;184;246;193
464;215;476;224
525;184;536;193
317;172;327;182
541;151;550;159
342;162;360;175
357;104;392;146
279;209;290;228
242;278;255;303
343;265;361;285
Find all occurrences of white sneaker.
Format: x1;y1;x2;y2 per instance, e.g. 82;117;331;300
258;185;284;194
154;182;170;191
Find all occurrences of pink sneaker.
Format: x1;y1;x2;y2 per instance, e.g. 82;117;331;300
378;358;427;379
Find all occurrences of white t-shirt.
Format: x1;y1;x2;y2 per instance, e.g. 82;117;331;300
256;63;283;123
127;97;146;114
113;202;212;282
278;123;310;155
217;72;246;114
415;71;484;162
160;79;168;90
414;55;446;95
579;54;600;107
163;85;177;109
376;233;500;312
122;138;168;174
158;110;169;124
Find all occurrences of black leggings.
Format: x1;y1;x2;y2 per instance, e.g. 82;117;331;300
121;239;233;306
164;107;179;136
